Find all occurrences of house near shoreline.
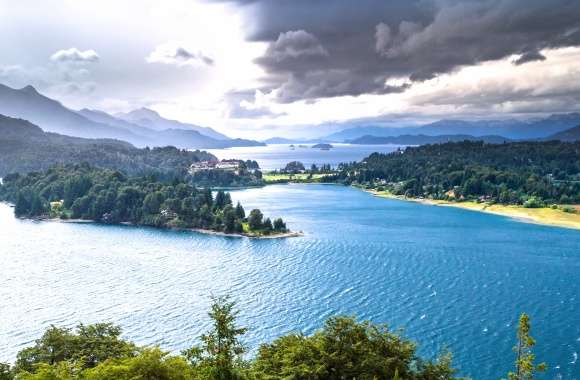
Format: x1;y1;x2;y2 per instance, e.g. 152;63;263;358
189;160;243;175
50;200;64;210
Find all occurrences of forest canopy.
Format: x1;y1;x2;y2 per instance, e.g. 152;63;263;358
0;164;287;236
0;297;464;380
0;297;544;380
332;141;580;205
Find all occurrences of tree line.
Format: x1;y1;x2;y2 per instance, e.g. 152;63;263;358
330;141;580;206
0;297;545;380
189;161;263;188
0;114;262;188
0;164;287;236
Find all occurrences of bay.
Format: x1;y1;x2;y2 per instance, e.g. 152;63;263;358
0;184;579;379
207;143;403;170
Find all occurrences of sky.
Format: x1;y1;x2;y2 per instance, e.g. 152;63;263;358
1;0;580;139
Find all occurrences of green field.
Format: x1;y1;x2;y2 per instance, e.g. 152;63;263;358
263;173;329;183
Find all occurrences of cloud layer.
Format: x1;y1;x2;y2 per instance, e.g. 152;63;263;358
2;0;580;139
218;0;580;103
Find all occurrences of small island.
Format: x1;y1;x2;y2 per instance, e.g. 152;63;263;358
312;143;333;150
0;164;298;238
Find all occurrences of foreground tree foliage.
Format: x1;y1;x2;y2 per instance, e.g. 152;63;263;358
14;323;137;373
0;164;288;236
3;297;470;380
507;314;546;380
0;363;12;380
332;141;580;205
251;316;458;380
183;296;248;380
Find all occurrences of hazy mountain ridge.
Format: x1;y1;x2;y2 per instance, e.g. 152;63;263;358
0;83;263;149
348;134;512;145
546;124;580;141
0;83;150;145
80;107;264;149
323;114;580;142
116;107;230;140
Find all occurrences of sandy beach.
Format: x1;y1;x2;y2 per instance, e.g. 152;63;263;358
364;189;580;230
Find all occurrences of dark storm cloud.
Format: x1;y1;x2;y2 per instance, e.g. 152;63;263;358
174;47;214;66
212;0;580;102
513;50;546;65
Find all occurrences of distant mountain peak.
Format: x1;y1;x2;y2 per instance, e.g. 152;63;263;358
132;107;161;119
20;85;39;95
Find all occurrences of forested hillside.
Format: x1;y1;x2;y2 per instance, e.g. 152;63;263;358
547;124;580;141
0;114;214;178
0;164;287;236
333;141;580;205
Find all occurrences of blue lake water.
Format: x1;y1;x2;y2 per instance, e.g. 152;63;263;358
208;143;403;170
0;184;579;379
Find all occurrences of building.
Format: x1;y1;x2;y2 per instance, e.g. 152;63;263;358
189;160;241;174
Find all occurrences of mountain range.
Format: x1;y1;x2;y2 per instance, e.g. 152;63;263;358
546;124;580;141
2;83;579;150
347;134;513;145
0;83;263;149
114;108;229;140
321;115;580;142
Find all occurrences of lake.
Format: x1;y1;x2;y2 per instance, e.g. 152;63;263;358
207;143;403;170
0;184;579;379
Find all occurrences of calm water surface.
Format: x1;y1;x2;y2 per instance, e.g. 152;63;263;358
0;184;579;379
208;143;403;170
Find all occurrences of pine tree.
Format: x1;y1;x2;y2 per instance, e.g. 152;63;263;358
508;313;546;380
215;190;227;210
235;202;245;219
14;191;30;217
29;193;46;216
183;296;247;380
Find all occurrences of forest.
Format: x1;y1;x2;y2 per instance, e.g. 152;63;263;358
331;141;580;206
0;115;216;179
189;160;263;188
0;297;544;380
0;115;263;187
0;164;287;236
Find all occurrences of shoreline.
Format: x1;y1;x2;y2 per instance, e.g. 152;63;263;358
363;188;580;230
0;203;302;240
189;227;304;239
60;218;304;239
54;218;303;239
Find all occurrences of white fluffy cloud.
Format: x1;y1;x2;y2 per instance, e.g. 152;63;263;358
50;48;99;63
146;43;214;66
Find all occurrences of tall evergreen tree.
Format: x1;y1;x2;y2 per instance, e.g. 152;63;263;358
248;209;263;231
235;202;245;219
14;190;30;217
508;313;546;380
184;296;247;380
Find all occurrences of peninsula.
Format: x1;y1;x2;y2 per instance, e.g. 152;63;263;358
0;164;294;238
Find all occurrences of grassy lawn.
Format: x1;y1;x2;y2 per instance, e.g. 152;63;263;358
263;173;329;183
